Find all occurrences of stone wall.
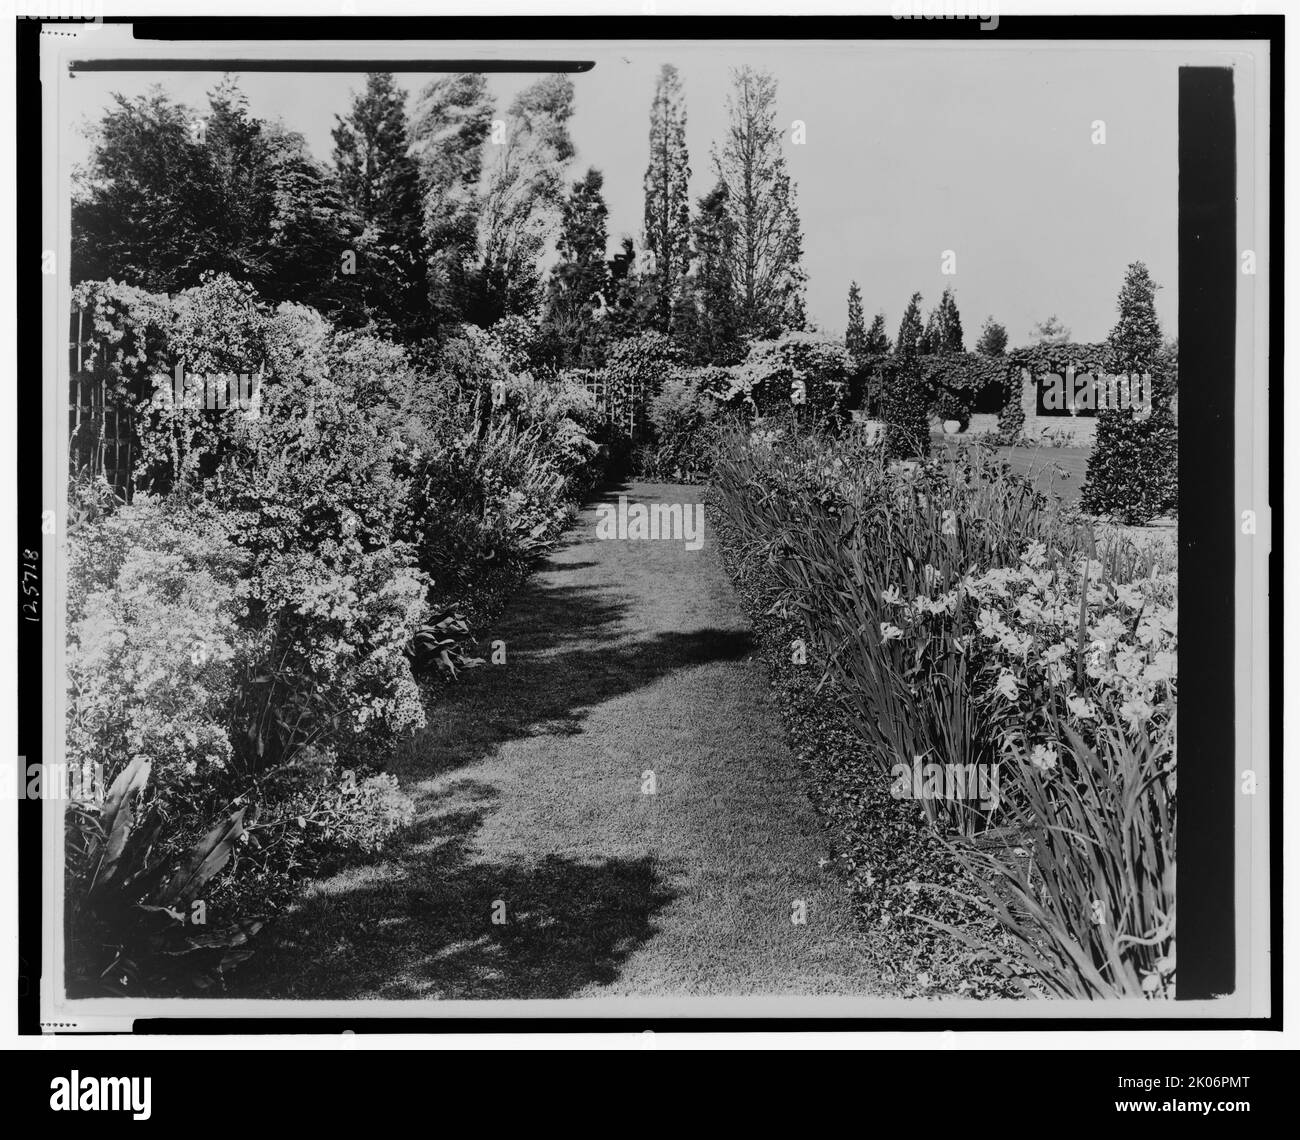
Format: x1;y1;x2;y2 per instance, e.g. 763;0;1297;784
1018;367;1101;446
929;412;1001;437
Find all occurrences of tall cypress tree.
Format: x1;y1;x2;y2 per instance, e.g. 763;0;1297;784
712;65;805;339
540;167;611;368
643;64;692;334
865;312;891;355
895;292;924;360
1082;262;1176;521
921;286;963;354
331;73;425;335
677;180;742;364
845;282;867;357
975;317;1008;356
1107;260;1163;370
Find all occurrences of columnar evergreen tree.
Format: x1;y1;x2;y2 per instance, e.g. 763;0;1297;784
712;66;805;339
1107;261;1164;370
331;73;425;335
604;236;658;340
539;167;611;368
676;180;742;364
643;64;692;334
975;317;1008;356
895;292;924;360
924;286;964;353
332;74;417;226
1083;261;1176;522
865;312;891;355
883;290;930;456
946;291;964;352
845;282;867;357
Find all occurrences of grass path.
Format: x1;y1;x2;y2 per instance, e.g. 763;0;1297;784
235;481;880;1000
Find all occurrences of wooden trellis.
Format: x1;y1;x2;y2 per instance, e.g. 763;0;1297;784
69;307;134;499
577;370;649;440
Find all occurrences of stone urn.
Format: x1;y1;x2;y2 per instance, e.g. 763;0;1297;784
942;419;962;435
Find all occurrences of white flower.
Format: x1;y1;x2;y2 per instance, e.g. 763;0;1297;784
1029;744;1058;773
1119;695;1154;729
1114;646;1145;681
881;585;903;605
1040;643;1068;666
1115;584;1144;611
1021;541;1047;569
1144;650;1177;686
880;622;904;641
995;671;1020;700
1067;695;1097;721
976;609;1004;639
1093;614;1127;641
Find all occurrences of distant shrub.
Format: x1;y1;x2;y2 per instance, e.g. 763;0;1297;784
727;332;850;421
639;369;721;482
596;331;684;437
934;388;971;432
881;359;932;459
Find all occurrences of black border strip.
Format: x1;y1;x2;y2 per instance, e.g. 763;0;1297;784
1176;67;1239;999
16;16;45;1040
68;58;595;72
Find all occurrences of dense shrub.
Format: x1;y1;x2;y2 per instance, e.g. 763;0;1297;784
64;273;621;994
408;417;572;616
934;387;971;431
65;491;419;994
1081;408;1179;524
596;330;684;437
637;369;722;482
880;358;932;459
726;331;849;421
67;494;248;795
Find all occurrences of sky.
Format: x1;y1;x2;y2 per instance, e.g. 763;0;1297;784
62;38;1216;345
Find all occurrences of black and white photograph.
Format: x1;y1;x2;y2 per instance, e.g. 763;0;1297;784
12;5;1278;1053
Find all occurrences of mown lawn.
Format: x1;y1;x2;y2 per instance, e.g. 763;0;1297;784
233;482;881;1000
933;436;1092;504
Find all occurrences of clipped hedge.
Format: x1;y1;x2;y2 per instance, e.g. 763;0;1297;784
1080;408;1179;523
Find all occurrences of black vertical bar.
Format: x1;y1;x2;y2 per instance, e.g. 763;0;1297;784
16;17;44;1035
1178;67;1237;998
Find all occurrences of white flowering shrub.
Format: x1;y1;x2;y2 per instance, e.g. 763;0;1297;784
67;495;249;796
727;332;850;421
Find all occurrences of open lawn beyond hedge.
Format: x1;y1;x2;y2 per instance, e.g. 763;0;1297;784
233;482;883;999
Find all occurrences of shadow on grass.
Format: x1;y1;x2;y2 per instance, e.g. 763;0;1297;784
233;779;675;1000
234;482;748;999
391;573;755;783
